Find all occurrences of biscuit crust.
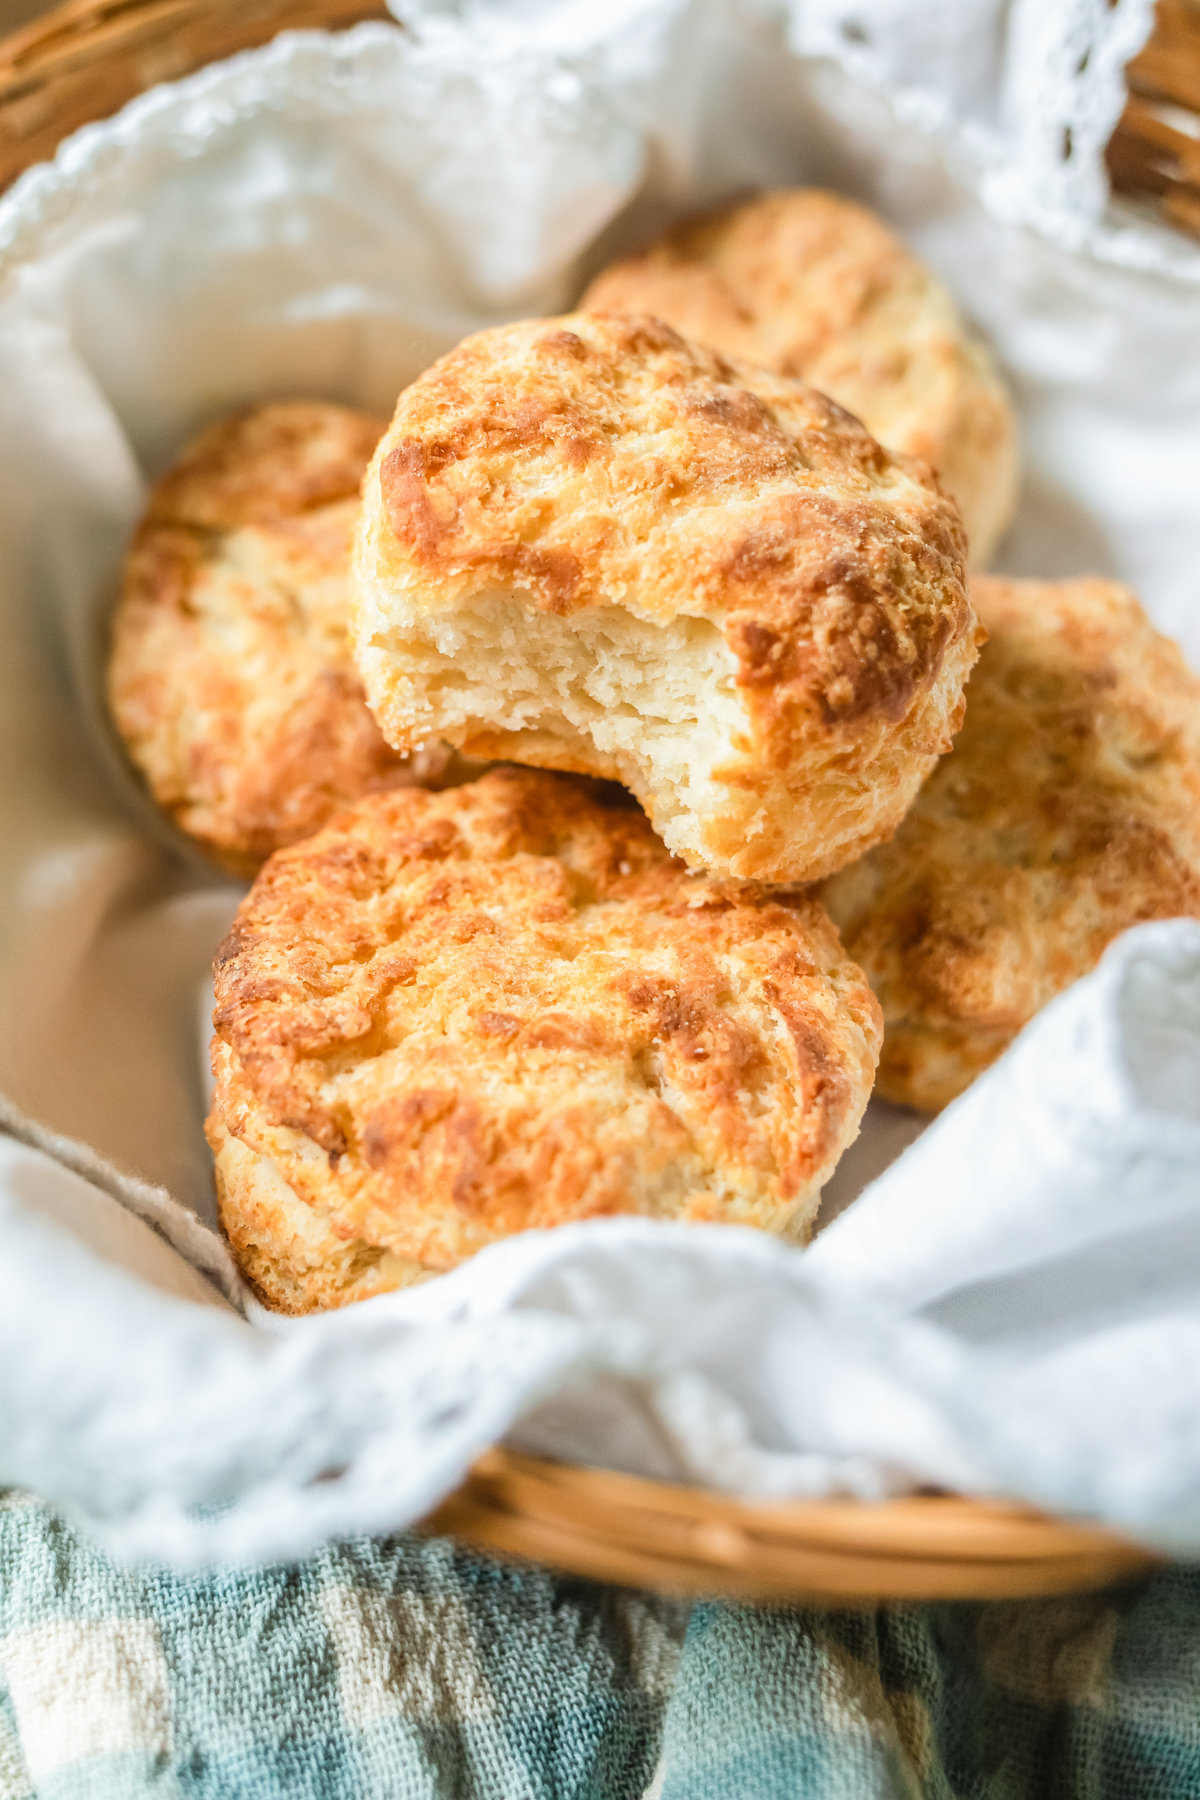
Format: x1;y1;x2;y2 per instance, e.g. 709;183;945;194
354;312;975;886
108;402;447;878
581;189;1018;567
820;577;1200;1110
207;768;882;1313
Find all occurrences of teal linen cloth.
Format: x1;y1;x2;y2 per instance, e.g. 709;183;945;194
2;1489;1198;1799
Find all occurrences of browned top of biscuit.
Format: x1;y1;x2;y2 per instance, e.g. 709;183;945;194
581;189;1018;565
148;401;386;528
821;576;1200;1106
358;312;968;763
209;769;882;1297
108;401;427;878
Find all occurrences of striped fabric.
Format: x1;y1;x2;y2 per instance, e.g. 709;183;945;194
2;1489;1198;1799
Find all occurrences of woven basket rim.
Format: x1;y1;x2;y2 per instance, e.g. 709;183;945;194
421;1451;1161;1602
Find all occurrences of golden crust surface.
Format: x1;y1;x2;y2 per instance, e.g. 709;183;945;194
354;312;975;886
107;402;448;878
207;768;882;1313
581;189;1019;567
820;576;1200;1110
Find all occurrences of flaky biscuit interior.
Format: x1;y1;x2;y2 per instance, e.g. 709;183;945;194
821;576;1200;1109
582;188;1018;568
208;769;882;1313
354;312;976;887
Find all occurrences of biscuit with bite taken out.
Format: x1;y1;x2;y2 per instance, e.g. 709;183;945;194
352;313;977;887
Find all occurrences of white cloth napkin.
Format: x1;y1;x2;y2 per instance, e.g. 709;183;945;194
2;0;1199;1566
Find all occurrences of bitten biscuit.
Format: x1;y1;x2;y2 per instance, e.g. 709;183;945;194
582;189;1018;567
108;401;451;878
820;576;1200;1111
353;313;976;887
207;768;883;1313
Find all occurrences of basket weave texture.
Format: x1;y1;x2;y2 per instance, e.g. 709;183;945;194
424;1452;1160;1604
1107;0;1200;239
0;0;1185;1602
0;0;391;189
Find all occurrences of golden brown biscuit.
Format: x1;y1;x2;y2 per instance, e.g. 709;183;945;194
354;312;976;887
207;768;883;1313
107;401;451;878
582;189;1018;567
820;576;1200;1110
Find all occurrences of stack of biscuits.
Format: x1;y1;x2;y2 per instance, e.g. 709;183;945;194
108;190;1200;1314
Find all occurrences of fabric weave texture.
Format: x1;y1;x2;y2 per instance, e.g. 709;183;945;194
2;1491;1198;1799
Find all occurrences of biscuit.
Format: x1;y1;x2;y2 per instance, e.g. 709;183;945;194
353;312;976;887
207;767;883;1313
582;189;1018;568
820;576;1200;1110
108;401;451;878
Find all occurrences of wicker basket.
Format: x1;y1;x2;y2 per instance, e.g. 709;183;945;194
1107;0;1200;239
2;0;1189;1605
